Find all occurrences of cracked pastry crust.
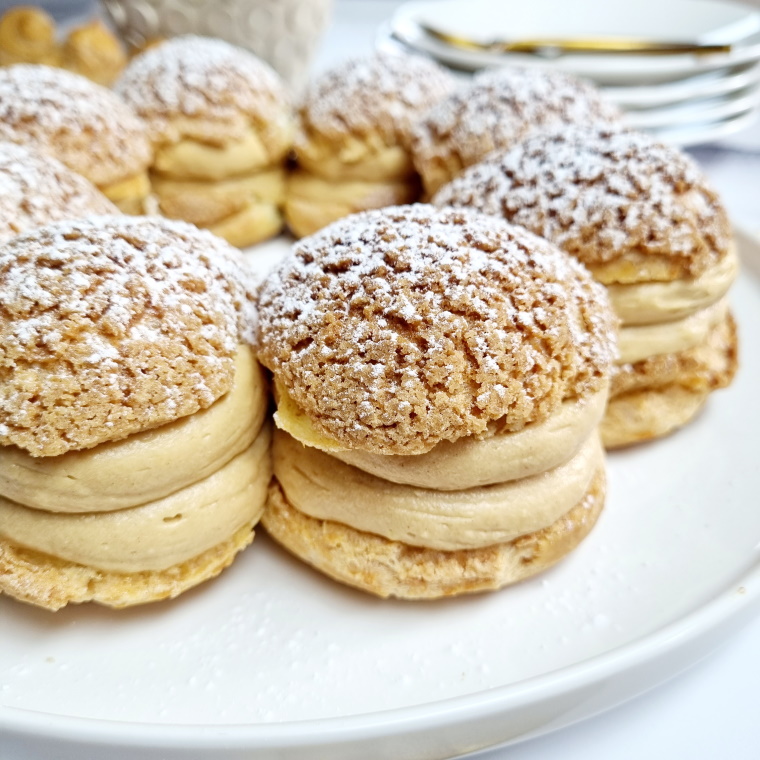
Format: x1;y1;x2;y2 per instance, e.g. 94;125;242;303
256;204;616;455
412;67;621;196
0;64;152;195
434;126;731;283
0;141;117;242
262;466;605;600
0;216;258;457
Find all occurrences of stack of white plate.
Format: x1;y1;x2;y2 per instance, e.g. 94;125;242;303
377;0;760;146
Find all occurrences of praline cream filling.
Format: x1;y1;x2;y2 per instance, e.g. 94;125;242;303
617;298;728;365
274;382;607;489
273;428;603;551
0;425;271;572
296;128;415;182
333;387;608;489
0;346;267;513
607;245;738;326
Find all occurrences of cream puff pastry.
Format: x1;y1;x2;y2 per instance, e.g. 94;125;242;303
285;53;454;238
256;205;616;598
0;64;152;213
116;35;294;247
0;216;270;610
435;126;738;446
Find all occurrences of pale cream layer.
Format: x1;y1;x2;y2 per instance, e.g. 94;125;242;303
607;245;738;326
0;346;267;513
285;171;419;238
274;382;607;489
155;130;284;181
273;429;603;551
296;128;414;182
100;171;152;207
0;425;271;572
618;298;729;365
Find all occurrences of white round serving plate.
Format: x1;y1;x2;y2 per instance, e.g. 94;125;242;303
2;230;760;760
390;0;760;84
652;107;760;146
625;85;760;129
603;62;760;107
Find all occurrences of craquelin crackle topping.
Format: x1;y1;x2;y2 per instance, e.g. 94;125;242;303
434;126;731;277
0;216;258;457
0;142;117;242
0;64;152;186
256;204;616;455
116;35;292;145
298;53;455;146
411;66;621;191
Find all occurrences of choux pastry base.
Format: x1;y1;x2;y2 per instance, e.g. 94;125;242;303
602;312;738;448
0;522;256;611
262;467;605;600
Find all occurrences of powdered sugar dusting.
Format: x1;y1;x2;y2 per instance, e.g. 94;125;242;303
257;204;615;455
0;216;258;457
0;64;151;186
116;35;291;145
411;66;621;193
0;142;117;242
434;125;730;276
299;53;455;146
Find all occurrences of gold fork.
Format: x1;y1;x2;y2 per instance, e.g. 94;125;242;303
419;23;733;56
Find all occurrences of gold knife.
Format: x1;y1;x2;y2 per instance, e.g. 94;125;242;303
419;23;733;56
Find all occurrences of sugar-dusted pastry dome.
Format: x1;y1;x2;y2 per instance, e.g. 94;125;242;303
0;216;257;456
0;64;151;188
116;35;293;162
257;204;616;455
434;125;732;283
0;141;117;241
411;66;621;195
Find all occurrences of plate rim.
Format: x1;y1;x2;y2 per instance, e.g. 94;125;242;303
2;228;760;755
389;11;760;81
603;63;760;106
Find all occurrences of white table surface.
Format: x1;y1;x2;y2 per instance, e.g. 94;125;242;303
314;3;760;759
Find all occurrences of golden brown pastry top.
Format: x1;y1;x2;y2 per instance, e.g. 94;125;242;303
411;66;621;195
297;52;455;148
61;19;127;86
0;64;151;187
0;141;117;241
256;204;616;456
434;126;731;282
0;216;258;457
115;35;292;156
0;6;59;66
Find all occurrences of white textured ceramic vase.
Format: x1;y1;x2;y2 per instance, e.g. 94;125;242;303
102;0;333;91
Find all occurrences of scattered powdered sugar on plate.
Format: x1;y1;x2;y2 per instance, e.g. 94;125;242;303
257;204;615;455
434;125;731;276
0;216;258;457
